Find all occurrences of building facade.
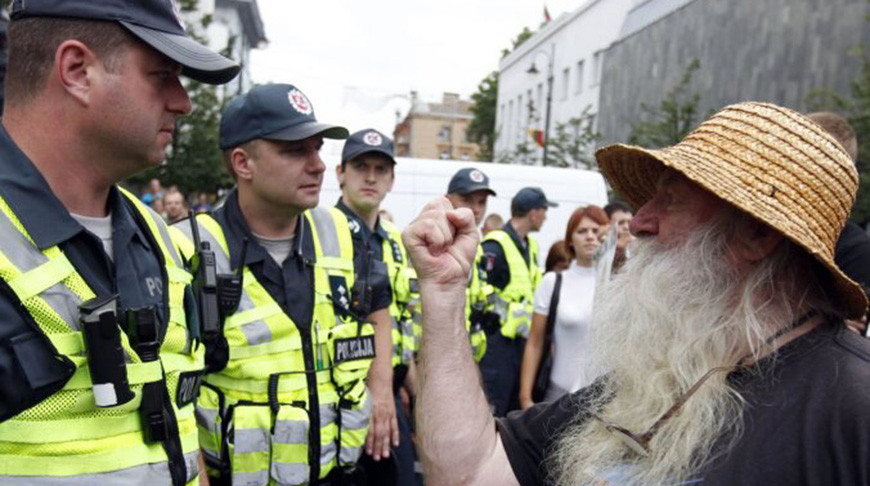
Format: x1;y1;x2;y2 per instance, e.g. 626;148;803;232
393;92;480;161
598;0;870;144
494;0;635;163
193;0;267;96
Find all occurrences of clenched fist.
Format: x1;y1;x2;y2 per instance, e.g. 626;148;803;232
402;198;479;289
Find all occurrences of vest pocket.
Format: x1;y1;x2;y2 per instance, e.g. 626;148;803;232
230;402;272;486
329;320;376;393
270;403;311;485
337;389;371;467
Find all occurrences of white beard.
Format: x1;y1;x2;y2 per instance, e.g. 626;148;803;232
551;219;801;485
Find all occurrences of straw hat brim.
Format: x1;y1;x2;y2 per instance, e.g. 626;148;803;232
597;143;868;319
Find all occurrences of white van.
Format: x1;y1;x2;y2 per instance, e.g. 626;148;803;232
318;157;609;267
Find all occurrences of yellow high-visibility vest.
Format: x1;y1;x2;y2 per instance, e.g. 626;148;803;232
482;230;542;339
174;207;374;485
0;188;203;485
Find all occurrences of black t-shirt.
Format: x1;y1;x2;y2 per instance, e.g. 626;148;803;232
835;221;870;294
497;321;870;485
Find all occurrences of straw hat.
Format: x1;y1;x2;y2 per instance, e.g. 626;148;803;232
596;101;868;318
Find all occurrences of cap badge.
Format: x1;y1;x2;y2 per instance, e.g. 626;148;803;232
169;0;187;31
363;131;383;146
288;89;313;115
469;170;485;183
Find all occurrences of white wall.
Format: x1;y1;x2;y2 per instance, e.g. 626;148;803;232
494;0;634;162
317;157;609;267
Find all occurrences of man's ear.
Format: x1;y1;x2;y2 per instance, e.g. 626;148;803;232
232;148;254;181
335;163;345;187
732;221;784;262
56;40;100;106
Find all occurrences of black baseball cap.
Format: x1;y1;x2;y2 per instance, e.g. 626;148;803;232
447;168;496;196
341;129;396;164
10;0;240;85
219;84;349;150
512;187;558;212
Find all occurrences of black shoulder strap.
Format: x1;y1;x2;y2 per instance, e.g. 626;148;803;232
544;272;562;339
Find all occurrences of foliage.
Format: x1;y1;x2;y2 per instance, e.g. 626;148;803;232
547;107;601;169
467;72;498;162
499;102;601;168
806;40;870;225
627;59;702;149
501;27;535;59
125;0;235;197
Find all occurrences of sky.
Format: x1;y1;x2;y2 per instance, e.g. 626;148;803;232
249;0;580;157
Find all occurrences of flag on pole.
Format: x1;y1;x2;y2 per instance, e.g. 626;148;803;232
544;5;552;23
528;129;545;147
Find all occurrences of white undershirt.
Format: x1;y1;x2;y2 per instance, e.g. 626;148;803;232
533;263;601;394
71;212;114;261
252;232;294;266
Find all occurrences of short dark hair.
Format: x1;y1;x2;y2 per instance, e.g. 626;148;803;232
603;200;633;218
222;140;261;181
807;112;858;162
511;200;530;218
6;18;134;106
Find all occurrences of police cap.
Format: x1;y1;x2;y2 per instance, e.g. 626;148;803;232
10;0;240;85
219;84;349;150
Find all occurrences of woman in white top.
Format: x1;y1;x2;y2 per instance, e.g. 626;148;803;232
518;205;609;408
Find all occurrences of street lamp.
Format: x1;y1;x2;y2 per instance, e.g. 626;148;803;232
527;43;555;166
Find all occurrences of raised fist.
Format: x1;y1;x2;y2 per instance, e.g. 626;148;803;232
402;197;479;288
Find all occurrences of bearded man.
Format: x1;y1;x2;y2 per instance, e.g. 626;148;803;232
402;102;870;485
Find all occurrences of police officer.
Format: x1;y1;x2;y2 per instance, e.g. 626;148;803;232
479;187;556;417
445;168;499;363
172;84;398;485
0;1;238;484
335;129;418;485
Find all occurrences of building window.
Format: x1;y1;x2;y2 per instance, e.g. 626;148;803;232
561;67;570;101
592;50;603;87
517;95;523;142
575;60;585;94
460;153;471;161
439;125;452;141
440;150;450;160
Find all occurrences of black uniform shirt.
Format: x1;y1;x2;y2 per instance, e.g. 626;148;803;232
334;199;392;314
496;320;870;485
0;125;170;412
212;190;317;328
480;222;531;291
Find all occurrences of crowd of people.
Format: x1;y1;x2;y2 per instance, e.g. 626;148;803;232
0;1;868;486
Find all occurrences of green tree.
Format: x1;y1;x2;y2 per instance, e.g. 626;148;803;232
547;107;601;169
501;27;535;59
467;72;498;162
627;59;702;149
805;5;870;225
126;0;236;197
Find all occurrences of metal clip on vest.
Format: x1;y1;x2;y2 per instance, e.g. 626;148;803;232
80;295;135;407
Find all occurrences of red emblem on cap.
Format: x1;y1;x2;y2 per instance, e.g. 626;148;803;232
363;131;383;146
470;170;485;183
288;89;313;115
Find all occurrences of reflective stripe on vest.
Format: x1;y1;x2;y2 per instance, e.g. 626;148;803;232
380;219;418;365
482;230;541;339
0;190;202;483
175;207;372;482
